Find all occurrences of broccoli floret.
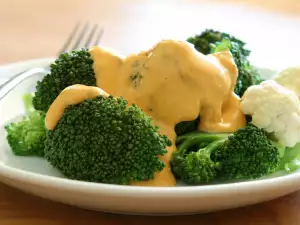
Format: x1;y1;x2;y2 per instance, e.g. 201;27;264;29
187;29;250;59
32;49;96;112
187;29;263;97
171;124;280;184
212;124;280;180
44;95;172;185
187;29;227;55
5;93;46;157
171;132;229;184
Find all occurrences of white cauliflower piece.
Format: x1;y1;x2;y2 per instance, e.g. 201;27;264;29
240;80;300;147
274;66;300;98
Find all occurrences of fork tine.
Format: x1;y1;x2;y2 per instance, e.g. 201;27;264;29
58;22;81;55
72;22;89;50
2;23;104;90
84;24;98;48
94;27;104;46
58;22;104;55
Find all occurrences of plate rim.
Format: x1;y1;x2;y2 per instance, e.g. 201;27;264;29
0;161;300;196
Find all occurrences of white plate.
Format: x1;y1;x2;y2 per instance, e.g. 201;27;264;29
0;58;299;215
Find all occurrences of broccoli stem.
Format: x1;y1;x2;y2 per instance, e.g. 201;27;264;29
277;143;300;172
22;93;35;113
176;132;229;155
176;131;230;145
171;132;227;184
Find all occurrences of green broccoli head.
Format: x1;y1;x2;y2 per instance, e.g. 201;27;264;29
172;124;280;184
187;29;250;57
44;95;172;185
32;49;96;112
212;124;280;180
187;29;223;55
5;93;46;157
171;132;229;184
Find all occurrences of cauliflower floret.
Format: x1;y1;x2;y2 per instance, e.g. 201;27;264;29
274;66;300;98
240;80;300;147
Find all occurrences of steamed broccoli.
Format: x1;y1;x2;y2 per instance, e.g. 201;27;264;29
44;95;172;185
32;49;96;112
187;29;262;97
171;132;229;184
5;93;46;157
212;124;280;180
171;124;280;184
187;29;250;56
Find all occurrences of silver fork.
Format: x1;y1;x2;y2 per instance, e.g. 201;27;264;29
0;22;104;92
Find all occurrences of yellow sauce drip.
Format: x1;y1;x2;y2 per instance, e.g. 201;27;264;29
45;84;109;130
88;40;246;187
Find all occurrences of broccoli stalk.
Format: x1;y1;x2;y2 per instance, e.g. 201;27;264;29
171;124;281;184
44;95;172;185
277;143;300;172
175;131;230;148
5;93;46;157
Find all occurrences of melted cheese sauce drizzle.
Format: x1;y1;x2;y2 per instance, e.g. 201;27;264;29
45;84;108;130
